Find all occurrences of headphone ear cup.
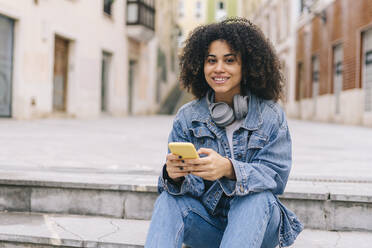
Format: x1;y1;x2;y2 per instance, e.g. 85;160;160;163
233;95;248;120
210;102;235;127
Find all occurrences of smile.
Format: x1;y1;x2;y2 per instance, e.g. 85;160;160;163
212;77;229;83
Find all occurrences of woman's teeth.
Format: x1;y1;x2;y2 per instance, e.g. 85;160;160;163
214;77;227;82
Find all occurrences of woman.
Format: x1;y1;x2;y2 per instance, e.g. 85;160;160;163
145;18;303;248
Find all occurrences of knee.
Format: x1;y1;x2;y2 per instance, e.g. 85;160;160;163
157;191;179;204
153;191;179;212
231;191;276;209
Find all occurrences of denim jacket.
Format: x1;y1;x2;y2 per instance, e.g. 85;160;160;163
158;92;303;247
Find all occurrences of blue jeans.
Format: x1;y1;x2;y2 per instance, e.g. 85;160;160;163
145;191;280;248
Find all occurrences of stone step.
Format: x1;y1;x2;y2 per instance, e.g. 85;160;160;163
0;169;372;231
0;211;371;248
0;211;149;247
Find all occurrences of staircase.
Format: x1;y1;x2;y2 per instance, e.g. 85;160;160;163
0;169;372;247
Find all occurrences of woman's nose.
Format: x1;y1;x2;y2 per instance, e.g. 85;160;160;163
214;61;224;72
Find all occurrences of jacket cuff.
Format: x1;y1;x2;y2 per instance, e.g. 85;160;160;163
218;177;236;196
160;164;186;195
229;158;250;195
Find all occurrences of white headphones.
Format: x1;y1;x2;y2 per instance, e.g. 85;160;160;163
206;91;249;127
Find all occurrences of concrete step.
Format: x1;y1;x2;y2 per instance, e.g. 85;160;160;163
0;212;371;248
0;211;149;247
1;169;372;231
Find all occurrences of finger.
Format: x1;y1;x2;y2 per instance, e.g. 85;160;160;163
168;164;193;173
198;148;214;156
167;153;182;161
167;160;191;169
169;171;189;176
168;170;190;177
185;157;210;165
188;164;211;172
190;171;213;180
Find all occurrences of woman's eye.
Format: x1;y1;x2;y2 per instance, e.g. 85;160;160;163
226;58;235;63
207;59;216;63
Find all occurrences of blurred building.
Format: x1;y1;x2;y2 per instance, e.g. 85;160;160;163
177;0;242;49
0;0;178;119
245;0;372;127
294;0;372;126
206;0;242;22
128;0;179;115
242;0;300;115
177;0;206;48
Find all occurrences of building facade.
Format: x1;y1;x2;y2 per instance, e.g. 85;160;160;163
177;0;242;49
0;0;178;119
177;0;207;48
295;0;372;126
243;0;300;114
206;0;240;22
127;0;179;115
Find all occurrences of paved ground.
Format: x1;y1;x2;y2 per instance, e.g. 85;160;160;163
0;211;371;248
1;115;372;182
0;115;372;246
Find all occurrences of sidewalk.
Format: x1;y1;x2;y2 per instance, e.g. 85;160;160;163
0;116;371;182
0;115;371;246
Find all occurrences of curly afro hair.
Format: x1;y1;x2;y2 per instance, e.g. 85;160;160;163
179;17;284;102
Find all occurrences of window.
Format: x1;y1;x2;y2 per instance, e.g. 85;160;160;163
300;0;315;14
218;1;224;9
311;55;319;115
179;1;184;18
195;1;202;19
101;52;112;112
362;28;372;112
216;1;226;20
104;0;114;16
312;55;319;83
333;43;343;114
296;62;303;101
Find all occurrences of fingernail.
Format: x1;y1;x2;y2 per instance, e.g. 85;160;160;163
178;155;182;159
180;166;184;170
181;160;185;163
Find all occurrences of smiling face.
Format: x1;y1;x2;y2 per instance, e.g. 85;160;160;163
204;40;242;105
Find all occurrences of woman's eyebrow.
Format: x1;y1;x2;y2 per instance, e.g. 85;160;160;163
206;53;237;57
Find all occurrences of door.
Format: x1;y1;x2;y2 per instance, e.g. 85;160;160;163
0;15;14;117
128;60;136;115
101;52;112;112
362;28;372;112
333;44;343;114
53;36;69;112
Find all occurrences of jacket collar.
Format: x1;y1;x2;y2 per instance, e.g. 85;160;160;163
190;91;263;131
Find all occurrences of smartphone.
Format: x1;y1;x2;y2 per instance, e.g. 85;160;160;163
168;142;199;159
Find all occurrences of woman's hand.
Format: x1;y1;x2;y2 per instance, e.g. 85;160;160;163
186;148;236;181
166;153;191;182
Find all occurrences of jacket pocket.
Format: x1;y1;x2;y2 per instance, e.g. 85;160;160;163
189;126;217;151
247;132;267;149
245;132;268;162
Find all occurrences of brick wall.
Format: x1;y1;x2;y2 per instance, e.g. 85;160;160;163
295;0;372;100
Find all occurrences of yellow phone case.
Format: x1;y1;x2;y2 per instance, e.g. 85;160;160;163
168;142;199;159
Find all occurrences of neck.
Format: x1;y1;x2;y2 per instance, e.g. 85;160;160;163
215;94;233;107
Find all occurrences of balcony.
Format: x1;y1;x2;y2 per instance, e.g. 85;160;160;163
126;0;155;42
